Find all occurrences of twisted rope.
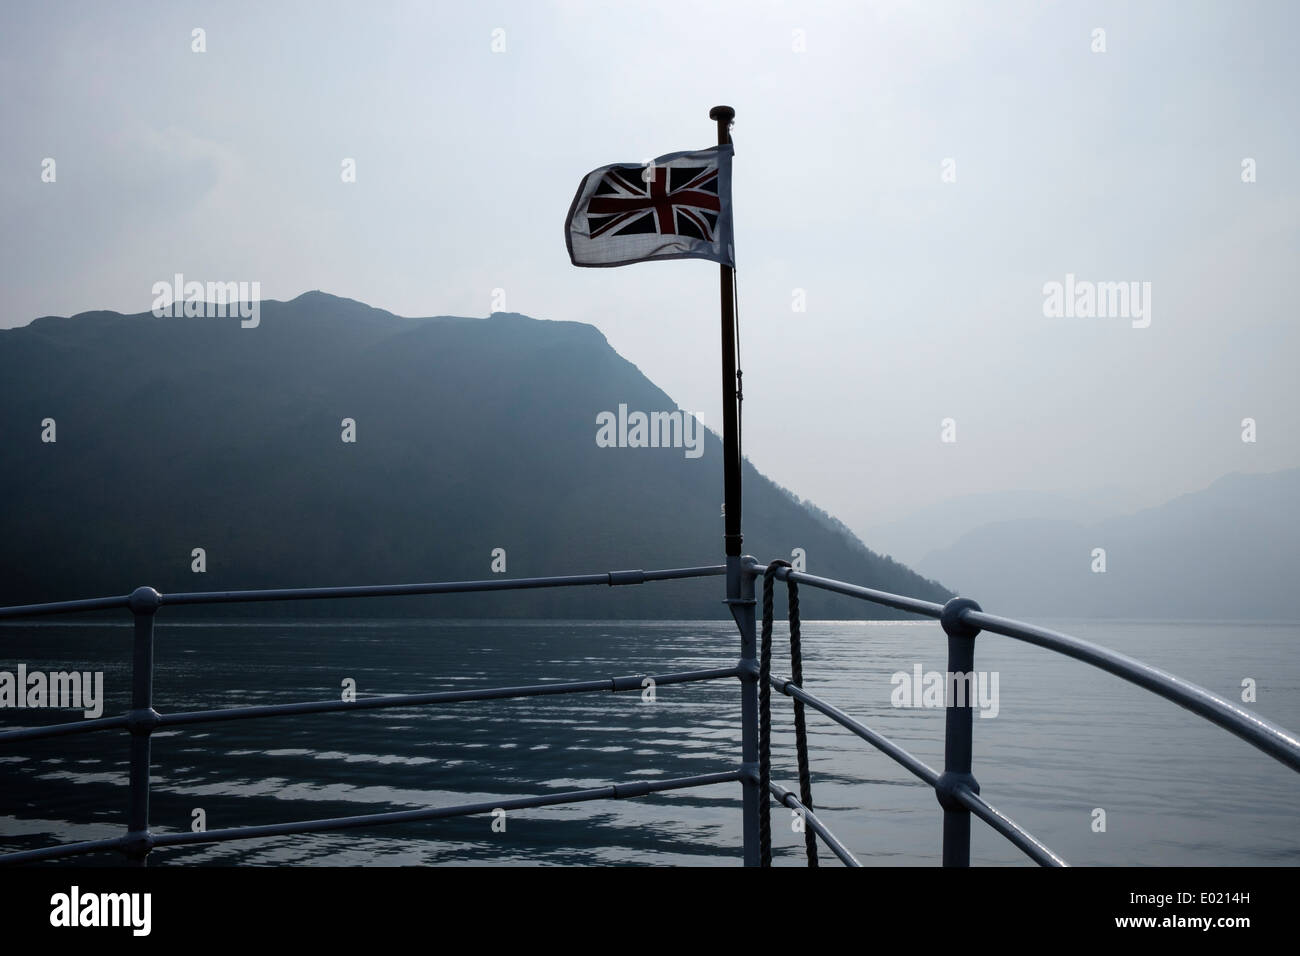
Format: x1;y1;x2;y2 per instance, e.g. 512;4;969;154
787;573;818;866
759;562;778;866
759;559;818;867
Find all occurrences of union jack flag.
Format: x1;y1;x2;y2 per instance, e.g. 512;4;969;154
566;144;734;268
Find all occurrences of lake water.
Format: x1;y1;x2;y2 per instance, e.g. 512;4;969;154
1;618;1296;866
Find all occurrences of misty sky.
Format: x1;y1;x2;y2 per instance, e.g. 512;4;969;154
2;0;1296;541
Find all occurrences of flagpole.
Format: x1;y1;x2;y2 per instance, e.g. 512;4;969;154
711;105;742;560
710;104;760;866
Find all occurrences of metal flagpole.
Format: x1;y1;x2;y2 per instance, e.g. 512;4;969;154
709;104;760;865
712;105;741;561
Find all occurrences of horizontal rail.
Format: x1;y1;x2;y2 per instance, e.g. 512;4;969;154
0;594;132;620
0;565;726;619
770;674;939;787
0;835;130;866
769;674;1063;867
767;781;860;867
0;714;129;745
157;666;738;728
0;667;739;744
965;610;1300;773
148;769;741;851
950;785;1067;867
0;769;742;865
743;559;945;619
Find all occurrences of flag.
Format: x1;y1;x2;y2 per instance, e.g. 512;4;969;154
565;144;734;268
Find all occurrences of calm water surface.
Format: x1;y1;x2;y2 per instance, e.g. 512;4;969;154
1;618;1296;866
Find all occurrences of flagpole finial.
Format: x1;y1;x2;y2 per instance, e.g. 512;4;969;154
709;106;734;148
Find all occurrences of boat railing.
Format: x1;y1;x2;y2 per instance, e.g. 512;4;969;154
0;557;1296;867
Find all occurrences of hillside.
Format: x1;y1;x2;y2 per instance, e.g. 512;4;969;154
0;292;950;618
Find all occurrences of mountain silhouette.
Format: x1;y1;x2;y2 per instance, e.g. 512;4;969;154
0;292;950;619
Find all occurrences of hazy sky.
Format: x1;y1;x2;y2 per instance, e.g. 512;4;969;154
2;0;1296;539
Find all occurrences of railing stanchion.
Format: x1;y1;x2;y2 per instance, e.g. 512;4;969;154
937;597;983;867
731;555;760;866
124;586;161;866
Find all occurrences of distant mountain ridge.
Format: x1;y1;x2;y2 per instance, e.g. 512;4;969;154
863;488;1126;569
917;468;1300;620
0;292;950;619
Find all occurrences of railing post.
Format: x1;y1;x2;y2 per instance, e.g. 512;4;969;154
730;555;760;866
936;597;982;867
123;586;161;866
